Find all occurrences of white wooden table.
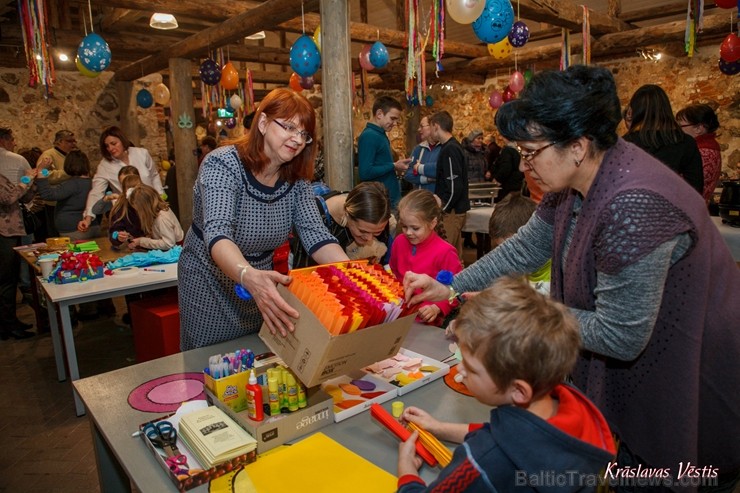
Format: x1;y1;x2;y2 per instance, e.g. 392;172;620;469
41;263;179;416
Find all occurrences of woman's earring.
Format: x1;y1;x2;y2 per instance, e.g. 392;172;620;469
575;157;583;167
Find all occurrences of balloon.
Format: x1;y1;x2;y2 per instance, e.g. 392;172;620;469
313;26;322;53
136;89;153;108
488;38;512;59
200;59;221;85
75;55;100;78
290;34;321;77
715;0;736;7
300;75;315;90
508;21;530;48
225;118;237;129
718;58;740;76
472;0;515;44
161;160;171;171
77;33;112;72
289;72;303;92
447;0;486;25
152;83;170;105
523;68;534;83
488;90;503;109
509;71;525;92
502;85;516;102
229;94;243;110
719;33;740;63
369;41;390;68
220;62;239;90
359;45;374;71
425;95;434;107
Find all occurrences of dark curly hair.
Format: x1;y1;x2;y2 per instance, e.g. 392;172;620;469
495;65;621;154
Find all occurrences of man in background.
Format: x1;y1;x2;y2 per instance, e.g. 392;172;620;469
37;130;78;237
404;115;439;193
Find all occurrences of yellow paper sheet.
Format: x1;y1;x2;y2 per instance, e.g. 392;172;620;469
235;432;397;493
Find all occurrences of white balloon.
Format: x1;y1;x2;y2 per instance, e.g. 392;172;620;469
229;94;243;110
447;0;486;24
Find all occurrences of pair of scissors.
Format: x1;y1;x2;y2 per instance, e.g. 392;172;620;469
143;421;189;473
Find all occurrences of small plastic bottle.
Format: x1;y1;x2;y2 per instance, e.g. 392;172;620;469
246;369;264;421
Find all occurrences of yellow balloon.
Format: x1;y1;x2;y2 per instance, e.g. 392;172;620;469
313;26;322;53
488;38;512;60
75;55;100;78
161;160;171;171
152;83;171;106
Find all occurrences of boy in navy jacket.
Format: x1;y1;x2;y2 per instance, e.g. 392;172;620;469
397;276;616;492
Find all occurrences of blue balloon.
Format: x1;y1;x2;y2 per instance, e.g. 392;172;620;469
425;95;434;107
369;41;390;69
719;58;740;75
472;0;515;44
290;35;321;77
77;33;112;72
136;89;153;109
199;59;221;86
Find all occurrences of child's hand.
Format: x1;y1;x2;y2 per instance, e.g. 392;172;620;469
397;430;422;477
116;231;131;243
444;319;457;340
128;238;141;250
77;216;91;232
417;304;441;324
37;156;53;170
104;193;119;202
401;407;442;436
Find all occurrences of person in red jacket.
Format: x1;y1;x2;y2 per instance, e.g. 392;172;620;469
397;276;615;492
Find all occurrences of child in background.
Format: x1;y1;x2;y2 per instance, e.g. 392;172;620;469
390;189;462;325
397;276;616;492
488;193;550;293
109;173;144;248
117;184;183;251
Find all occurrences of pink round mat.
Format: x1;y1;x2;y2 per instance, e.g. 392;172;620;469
127;372;205;413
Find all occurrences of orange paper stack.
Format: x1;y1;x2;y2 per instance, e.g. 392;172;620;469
287;261;411;336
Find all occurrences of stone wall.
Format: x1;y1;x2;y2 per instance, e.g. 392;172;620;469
0;69;166;168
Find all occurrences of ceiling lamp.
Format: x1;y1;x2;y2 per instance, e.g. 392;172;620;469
245;31;266;40
149;13;179;30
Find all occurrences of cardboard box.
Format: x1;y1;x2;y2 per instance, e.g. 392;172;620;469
259;284;414;387
54;265;104;284
130;294;180;362
203;354;284;413
139;414;257;491
205;385;334;454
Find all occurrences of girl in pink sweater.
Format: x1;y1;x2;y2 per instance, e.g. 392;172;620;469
390;189;462;325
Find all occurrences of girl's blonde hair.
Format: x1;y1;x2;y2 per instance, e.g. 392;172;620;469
110;174;143;227
126;185;170;236
398;189;446;238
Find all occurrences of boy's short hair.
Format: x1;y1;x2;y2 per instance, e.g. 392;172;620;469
455;276;580;399
489;193;536;241
429;111;453;133
372;96;402;116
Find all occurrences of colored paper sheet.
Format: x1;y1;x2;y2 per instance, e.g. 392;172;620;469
240;432;396;493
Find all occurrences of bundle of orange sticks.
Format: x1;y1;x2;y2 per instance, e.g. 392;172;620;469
406;422;453;467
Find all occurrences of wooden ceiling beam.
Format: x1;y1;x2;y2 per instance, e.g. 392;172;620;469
515;0;633;34
114;0;319;81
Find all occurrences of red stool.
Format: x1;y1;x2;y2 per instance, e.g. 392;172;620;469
129;294;181;362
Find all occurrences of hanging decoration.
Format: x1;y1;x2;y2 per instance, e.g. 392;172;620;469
290;34;321;77
246;68;255;112
488;38;512;59
720;33;740;62
560;29;571;70
18;0;56;92
313;25;322;53
523;67;534;84
488;90;503;109
508;21;529;48
300;75;315;90
136;89;153;108
289;72;304;92
152;83;170;105
220;61;239;90
509;71;525;92
359;45;375;70
582;5;591;65
718;57;740;75
229;94;243;111
446;0;485;24
404;0;445;105
75;55;99;78
472;0;514;44
715;0;736;7
199;59;221;85
78;33;112;72
502;85;516;102
369;41;390;69
684;0;704;57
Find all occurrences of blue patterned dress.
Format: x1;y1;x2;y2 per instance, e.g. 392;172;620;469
178;145;337;350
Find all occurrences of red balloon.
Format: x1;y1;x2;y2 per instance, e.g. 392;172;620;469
502;86;516;103
359;45;374;71
715;0;736;8
289;72;303;92
720;33;740;63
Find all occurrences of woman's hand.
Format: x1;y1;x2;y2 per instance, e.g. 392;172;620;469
242;268;299;337
77;216;92;232
403;271;450;306
397;431;423;478
417;304;441;324
36;156;53;170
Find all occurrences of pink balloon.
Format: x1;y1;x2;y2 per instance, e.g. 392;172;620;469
488;90;503;109
502;86;516;102
359;45;374;71
509;71;525;93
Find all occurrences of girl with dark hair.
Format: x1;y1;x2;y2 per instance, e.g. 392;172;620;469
178;88;348;350
676;103;722;202
404;65;740;491
624;84;704;195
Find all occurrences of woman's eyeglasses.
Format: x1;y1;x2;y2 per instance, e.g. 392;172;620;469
515;141;558;165
272;119;313;144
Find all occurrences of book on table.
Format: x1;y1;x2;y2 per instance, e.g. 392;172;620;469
178;405;257;469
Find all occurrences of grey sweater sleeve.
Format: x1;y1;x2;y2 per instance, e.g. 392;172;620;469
574;232;691;361
452;213;554;294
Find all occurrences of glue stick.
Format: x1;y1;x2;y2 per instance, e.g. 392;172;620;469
297;380;307;409
246;369;264;421
286;373;299;412
267;377;281;416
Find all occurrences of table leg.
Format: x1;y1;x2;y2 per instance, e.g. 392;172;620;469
59;301;85;416
46;298;66;382
90;419;132;493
